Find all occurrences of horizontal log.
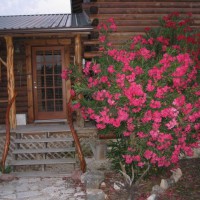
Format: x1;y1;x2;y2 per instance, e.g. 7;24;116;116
83;40;100;45
25;39;71;46
95;0;200;2
90;6;99;14
94;24;199;32
84;51;101;59
89;13;200;20
83;2;200;9
98;8;200;14
12;95;27;101
100;19;159;26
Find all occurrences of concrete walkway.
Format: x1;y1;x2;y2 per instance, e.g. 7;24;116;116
0;176;86;200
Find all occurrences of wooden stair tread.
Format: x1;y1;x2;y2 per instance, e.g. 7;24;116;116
10;158;76;166
14;137;74;143
15;124;71;134
12;147;75;154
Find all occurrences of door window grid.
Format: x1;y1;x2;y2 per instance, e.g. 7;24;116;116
36;49;63;112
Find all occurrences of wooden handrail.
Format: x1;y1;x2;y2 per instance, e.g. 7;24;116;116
66;98;86;173
0;92;17;173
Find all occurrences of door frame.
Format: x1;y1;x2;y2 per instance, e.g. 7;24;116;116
25;39;71;123
32;46;66;120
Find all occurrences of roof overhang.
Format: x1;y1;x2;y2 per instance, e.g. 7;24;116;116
0;13;93;37
0;27;93;37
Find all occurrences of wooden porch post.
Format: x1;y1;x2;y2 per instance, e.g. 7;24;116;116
5;36;16;129
25;45;34;123
75;34;84;127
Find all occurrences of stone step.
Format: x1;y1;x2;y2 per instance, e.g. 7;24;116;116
10;158;76;166
12;147;76;154
14;137;74;144
11;171;73;178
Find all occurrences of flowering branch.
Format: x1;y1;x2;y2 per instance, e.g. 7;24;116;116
62;13;200;181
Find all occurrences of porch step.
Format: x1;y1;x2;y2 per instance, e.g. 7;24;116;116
12;147;75;154
34;119;67;124
10;158;76;166
14;137;74;143
11;130;77;173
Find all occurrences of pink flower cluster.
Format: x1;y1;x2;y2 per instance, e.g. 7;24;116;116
61;69;72;80
65;15;200;173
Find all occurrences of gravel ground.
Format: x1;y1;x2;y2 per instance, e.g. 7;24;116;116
0;158;199;200
100;158;200;200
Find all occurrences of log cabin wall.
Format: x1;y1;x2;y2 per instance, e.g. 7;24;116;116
0;12;92;125
82;0;200;59
0;38;27;124
0;35;88;125
72;0;84;13
0;39;7;124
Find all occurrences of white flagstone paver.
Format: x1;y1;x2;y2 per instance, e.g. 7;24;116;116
0;177;86;200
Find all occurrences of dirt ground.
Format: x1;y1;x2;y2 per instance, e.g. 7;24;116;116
100;158;200;200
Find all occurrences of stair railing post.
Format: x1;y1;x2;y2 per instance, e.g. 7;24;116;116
66;97;86;173
0;92;17;173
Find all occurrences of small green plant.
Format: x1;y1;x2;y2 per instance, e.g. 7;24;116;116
0;165;12;174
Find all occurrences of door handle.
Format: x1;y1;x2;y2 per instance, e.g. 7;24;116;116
33;81;37;88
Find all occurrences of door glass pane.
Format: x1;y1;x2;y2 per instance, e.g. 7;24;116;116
54;64;62;74
55;75;62;86
46;76;53;87
46;88;54;99
47;101;54;111
38;101;45;112
45;50;53;63
54;50;61;63
35;48;63;113
55;100;63;111
55;88;62;99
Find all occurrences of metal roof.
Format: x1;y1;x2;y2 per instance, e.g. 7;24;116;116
0;12;93;35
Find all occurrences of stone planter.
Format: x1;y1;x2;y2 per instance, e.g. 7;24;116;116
90;140;107;160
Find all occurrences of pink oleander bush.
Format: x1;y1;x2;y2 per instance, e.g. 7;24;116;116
62;13;200;181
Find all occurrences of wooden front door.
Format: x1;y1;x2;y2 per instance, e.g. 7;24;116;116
32;46;66;120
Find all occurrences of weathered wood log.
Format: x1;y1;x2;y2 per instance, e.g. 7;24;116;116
75;34;85;128
66;98;86;173
0;93;17;173
89;31;99;39
25;45;34;123
84;44;99;52
5;36;16;129
84;51;101;58
83;0;200;61
71;0;83;13
90;6;98;14
0;57;7;82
